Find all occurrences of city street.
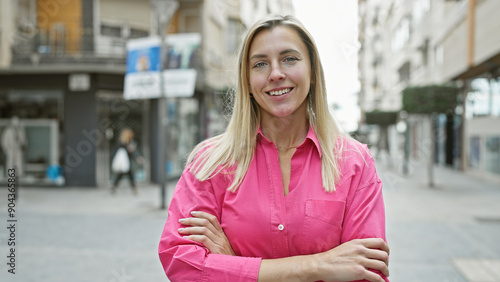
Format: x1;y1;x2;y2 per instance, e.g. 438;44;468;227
378;156;500;282
1;0;500;281
1;159;499;282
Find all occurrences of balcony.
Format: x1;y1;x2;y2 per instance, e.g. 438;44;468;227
10;27;129;73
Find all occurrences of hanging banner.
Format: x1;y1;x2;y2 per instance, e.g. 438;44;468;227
124;33;200;100
124;37;162;100
162;33;201;98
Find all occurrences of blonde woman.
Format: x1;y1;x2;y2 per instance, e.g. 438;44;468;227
111;128;143;194
159;15;389;282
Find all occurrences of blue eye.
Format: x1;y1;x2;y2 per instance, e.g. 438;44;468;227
253;62;266;68
284;57;299;63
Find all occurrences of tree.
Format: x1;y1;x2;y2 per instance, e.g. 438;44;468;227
364;110;399;160
402;85;459;187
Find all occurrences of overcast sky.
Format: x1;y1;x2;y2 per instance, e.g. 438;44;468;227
292;0;360;132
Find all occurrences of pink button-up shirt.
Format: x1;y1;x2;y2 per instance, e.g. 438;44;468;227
159;127;388;282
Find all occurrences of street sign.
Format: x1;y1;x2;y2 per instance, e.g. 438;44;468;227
124;37;162;100
124;33;200;100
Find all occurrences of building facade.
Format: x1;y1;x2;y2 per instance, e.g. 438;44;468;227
0;0;294;187
358;0;500;182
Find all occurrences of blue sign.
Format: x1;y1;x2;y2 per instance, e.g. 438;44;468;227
126;46;161;74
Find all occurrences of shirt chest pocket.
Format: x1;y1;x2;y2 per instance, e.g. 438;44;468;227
300;200;346;255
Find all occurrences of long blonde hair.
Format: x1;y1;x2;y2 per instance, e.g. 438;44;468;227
188;15;348;192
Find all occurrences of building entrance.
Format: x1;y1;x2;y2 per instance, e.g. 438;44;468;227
95;91;149;187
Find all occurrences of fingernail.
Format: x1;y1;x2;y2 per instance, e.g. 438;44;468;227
178;218;185;223
190;211;197;215
178;228;184;232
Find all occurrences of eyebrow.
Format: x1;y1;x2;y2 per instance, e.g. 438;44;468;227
250;48;301;60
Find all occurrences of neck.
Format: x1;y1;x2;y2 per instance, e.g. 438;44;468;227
261;113;309;150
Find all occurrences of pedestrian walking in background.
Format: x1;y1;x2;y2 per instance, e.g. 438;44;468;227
1;116;27;177
159;15;389;282
111;128;143;195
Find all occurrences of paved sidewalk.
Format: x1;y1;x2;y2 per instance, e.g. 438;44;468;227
377;157;500;282
0;182;175;282
0;160;499;282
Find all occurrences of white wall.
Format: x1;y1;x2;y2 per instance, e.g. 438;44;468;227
442;19;468;80
474;0;500;65
99;0;150;30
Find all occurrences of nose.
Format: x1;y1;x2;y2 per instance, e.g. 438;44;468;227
268;63;285;82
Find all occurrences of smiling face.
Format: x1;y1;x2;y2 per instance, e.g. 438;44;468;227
248;26;312;122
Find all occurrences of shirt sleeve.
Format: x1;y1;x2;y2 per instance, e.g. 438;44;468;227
158;166;262;282
340;148;389;282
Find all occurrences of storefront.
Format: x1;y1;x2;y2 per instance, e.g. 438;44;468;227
464;75;500;181
0;70;213;187
0;72;151;187
0;89;62;184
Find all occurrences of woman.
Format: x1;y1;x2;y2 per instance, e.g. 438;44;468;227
159;15;389;282
111;128;143;195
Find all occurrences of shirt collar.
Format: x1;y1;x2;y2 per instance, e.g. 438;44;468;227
256;125;322;157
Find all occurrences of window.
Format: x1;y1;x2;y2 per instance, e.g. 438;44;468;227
227;19;241;54
100;24;148;39
413;0;431;24
469;136;480;168
485;136;500;175
466;77;500;118
101;24;121;37
420;39;429;66
434;44;443;66
130;28;149;39
392;17;411;51
398;62;411;84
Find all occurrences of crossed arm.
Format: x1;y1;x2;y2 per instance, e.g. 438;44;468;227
178;211;390;282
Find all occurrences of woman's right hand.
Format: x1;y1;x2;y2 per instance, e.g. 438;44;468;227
312;238;389;282
178;211;236;256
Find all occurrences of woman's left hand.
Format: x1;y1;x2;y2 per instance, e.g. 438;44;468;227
178;211;236;256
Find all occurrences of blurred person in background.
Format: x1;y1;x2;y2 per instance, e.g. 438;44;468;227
1;116;27;177
158;15;389;282
111;128;143;195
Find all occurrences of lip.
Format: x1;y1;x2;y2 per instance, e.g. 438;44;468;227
264;87;294;100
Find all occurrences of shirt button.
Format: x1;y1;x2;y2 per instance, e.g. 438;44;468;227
278;224;284;231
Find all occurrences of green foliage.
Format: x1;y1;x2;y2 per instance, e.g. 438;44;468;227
364;110;399;125
402;85;459;114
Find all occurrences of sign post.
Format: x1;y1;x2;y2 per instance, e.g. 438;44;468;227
124;1;200;210
156;0;178;210
124;0;178;210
